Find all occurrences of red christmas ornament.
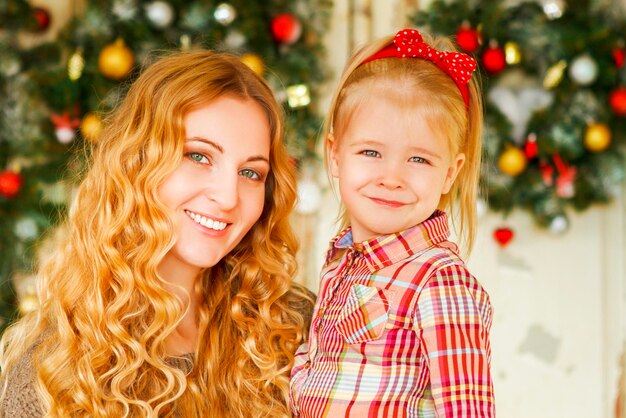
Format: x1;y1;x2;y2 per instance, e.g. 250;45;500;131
553;154;576;198
32;6;51;32
613;48;625;69
271;13;302;45
493;227;514;248
50;111;81;144
0;170;24;198
481;41;506;74
524;134;539;159
456;24;480;53
539;161;554;186
609;86;626;116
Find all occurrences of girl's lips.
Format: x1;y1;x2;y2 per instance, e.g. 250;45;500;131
369;197;406;208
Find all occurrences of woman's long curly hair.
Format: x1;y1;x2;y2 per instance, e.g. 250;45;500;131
0;50;312;417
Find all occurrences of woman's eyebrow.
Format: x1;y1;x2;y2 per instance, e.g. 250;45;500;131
187;137;269;163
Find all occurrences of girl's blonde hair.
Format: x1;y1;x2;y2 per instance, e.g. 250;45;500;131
0;50;312;417
324;30;483;255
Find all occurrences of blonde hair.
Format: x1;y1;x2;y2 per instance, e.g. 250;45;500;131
0;50;312;417
324;30;483;255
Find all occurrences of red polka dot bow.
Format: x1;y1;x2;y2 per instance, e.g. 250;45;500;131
361;28;477;106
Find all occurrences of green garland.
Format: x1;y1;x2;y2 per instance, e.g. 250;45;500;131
0;0;331;329
412;0;626;230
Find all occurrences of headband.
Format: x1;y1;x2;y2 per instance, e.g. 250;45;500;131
361;28;477;106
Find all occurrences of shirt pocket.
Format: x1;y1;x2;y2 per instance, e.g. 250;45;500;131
335;284;391;344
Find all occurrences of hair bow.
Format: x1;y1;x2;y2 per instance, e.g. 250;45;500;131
361;28;477;106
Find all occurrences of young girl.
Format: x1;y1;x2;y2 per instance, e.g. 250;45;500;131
0;50;313;417
290;28;495;416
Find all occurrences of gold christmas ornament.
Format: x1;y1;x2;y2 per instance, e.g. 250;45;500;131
543;60;567;89
81;113;104;142
498;147;527;176
11;272;40;314
584;122;611;152
68;48;85;81
180;34;191;51
286;84;311;108
504;41;521;65
240;53;264;76
98;38;134;80
19;294;39;314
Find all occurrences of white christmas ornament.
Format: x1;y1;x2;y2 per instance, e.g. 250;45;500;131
14;217;39;240
296;178;322;214
541;0;565;19
549;215;569;235
214;3;237;26
55;127;76;144
568;54;598;86
224;30;246;49
112;0;138;20
144;1;175;29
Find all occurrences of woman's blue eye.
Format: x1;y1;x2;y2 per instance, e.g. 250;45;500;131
187;152;210;164
361;150;380;158
240;168;262;180
409;156;428;164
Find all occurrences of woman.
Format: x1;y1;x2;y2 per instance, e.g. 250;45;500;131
0;50;313;417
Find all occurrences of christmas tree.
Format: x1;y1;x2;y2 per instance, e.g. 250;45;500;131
0;0;331;331
412;0;626;234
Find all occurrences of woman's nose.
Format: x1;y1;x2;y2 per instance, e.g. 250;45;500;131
205;170;238;211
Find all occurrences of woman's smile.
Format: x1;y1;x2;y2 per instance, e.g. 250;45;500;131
184;209;229;231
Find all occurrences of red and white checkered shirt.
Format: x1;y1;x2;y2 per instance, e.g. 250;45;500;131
290;211;495;417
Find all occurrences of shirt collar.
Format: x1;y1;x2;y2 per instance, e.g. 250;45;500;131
327;210;450;272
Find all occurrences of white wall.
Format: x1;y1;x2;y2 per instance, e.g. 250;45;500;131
298;1;626;417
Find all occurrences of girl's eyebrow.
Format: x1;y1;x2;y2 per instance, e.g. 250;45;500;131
409;146;441;160
351;138;442;159
186;136;269;164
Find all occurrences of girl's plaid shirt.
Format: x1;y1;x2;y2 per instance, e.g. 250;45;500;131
290;211;495;417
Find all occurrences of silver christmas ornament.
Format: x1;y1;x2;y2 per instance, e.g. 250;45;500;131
214;3;237;26
568;54;598;86
144;1;175;29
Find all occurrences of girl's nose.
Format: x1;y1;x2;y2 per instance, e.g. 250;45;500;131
378;162;406;190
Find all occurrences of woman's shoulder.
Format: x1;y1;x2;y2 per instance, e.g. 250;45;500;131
0;343;44;418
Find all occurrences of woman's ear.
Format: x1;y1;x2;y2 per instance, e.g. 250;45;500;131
327;133;340;178
442;153;466;194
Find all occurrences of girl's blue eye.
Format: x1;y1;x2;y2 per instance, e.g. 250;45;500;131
240;168;262;181
409;156;429;164
361;150;380;158
187;152;210;164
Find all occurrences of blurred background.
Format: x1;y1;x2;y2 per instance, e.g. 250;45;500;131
1;0;625;416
